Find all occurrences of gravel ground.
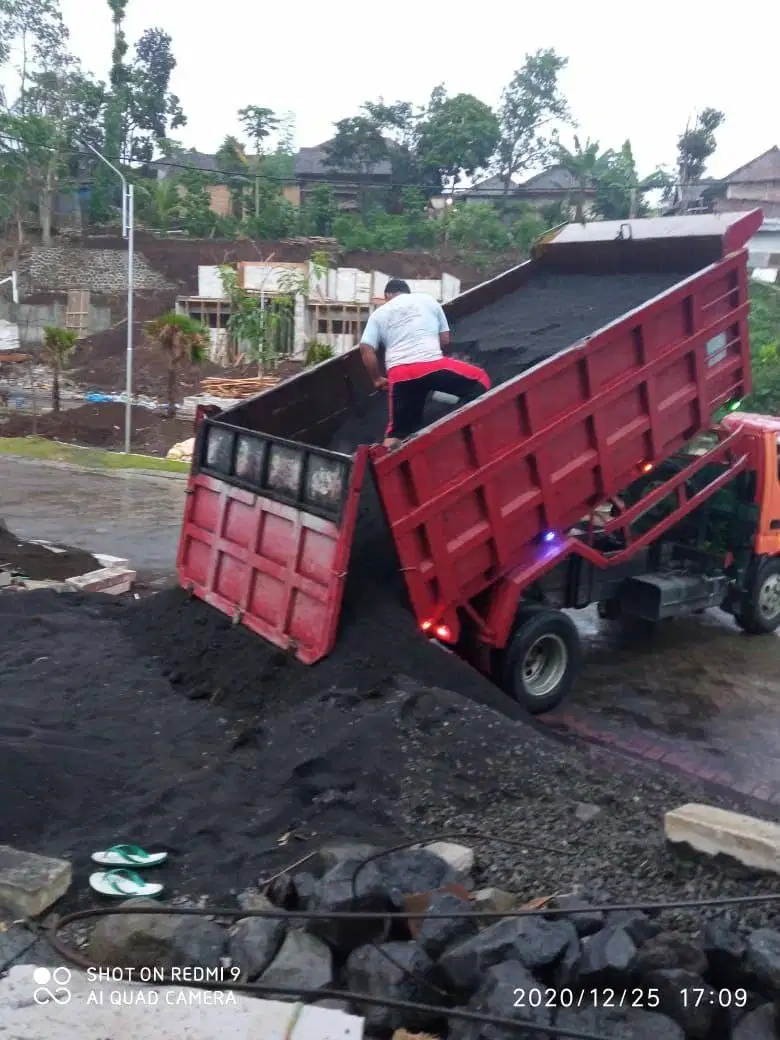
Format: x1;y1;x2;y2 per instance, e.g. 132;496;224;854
1;587;779;942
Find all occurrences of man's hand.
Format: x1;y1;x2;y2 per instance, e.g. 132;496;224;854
373;375;389;390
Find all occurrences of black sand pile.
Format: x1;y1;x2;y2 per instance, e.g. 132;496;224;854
0;522;100;580
326;271;683;451
2;586;780;940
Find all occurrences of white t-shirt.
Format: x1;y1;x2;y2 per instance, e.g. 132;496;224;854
360;293;449;370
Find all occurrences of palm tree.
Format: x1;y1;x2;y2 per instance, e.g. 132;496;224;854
145;312;209;418
556;136;613;221
42;326;77;412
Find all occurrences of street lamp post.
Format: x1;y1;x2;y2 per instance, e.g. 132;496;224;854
83;142;134;455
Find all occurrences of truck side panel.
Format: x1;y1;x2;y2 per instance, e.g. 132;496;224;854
370;252;751;639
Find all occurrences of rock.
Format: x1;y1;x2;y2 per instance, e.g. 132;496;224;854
258;930;333;995
265;872;296;908
548;894;604;936
0;919;37;972
555;934;581;988
227;915;286;980
292;871;320;908
574;802;602;823
471;888;518;914
305;857;392;954
604;909;659;945
733;1002;779;1039
574;925;637;986
665;803;780;875
0;845;72;917
89;900;226;970
555;1007;685;1039
746;928;780;993
345;941;437;1033
423;841;475;881
439;916;575;994
318;841;381;874
416;890;478;960
703;921;747;986
447;961;552;1040
633;931;708;977
358;848;454;908
643;969;717;1038
236;889;276;913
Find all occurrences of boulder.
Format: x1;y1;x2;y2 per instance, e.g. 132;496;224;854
633;931;708;978
416;890;478;960
258;930;333;995
166;437;195;462
345;941;438;1033
305;857;392;954
548;894;604;936
604;910;659;945
643;968;718;1038
746;928;780;993
89;900;225;970
318;841;382;874
573;924;637;986
471;888;518;914
291;871;320;908
439;916;575;994
227;915;286;981
236;889;276;913
447;961;552;1040
357;848;455;908
733;1002;779;1039
555;1007;685;1039
703;921;747;986
423;842;475;882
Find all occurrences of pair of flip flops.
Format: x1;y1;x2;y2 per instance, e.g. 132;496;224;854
89;845;168;898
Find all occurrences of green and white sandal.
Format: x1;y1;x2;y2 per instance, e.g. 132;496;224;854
89;869;163;898
91;844;168;868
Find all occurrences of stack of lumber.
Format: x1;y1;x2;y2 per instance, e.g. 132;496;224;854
199;376;280;399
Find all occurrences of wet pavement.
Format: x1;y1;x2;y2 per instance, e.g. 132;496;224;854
539;607;780;805
0;457;185;581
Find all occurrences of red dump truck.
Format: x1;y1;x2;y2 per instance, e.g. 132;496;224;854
177;209;780;713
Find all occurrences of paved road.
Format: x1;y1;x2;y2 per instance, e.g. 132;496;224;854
0;457;185;581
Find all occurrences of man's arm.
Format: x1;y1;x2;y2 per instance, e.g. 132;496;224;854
434;301;451;350
359;313;387;388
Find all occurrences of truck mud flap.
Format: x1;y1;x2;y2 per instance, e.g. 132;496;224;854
177;418;368;664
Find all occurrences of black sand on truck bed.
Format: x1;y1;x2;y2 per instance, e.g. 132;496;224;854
326;272;683;452
3;585;780;942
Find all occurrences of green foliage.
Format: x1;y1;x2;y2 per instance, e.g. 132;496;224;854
556;136;612;221
742;284;780;414
238;105;279;156
305;341;335;366
42;324;77;411
124;28;186;163
677;108;725;185
415;92;499;185
145;311;209;416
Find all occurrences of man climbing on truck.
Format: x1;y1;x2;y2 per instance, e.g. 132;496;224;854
358;278;491;449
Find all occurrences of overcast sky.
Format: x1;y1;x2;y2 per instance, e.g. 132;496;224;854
59;0;775;181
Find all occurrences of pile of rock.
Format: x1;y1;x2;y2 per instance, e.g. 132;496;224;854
86;840;780;1039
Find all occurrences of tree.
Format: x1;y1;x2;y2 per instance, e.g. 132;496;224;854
215;134;249;217
496;49;571;207
556;136;612;221
0;0;67;107
41;325;77;412
238;105;279;216
123;28;186;163
145;312;209;417
591;140;671;221
92;0;129;221
415;92;499;187
677;108;725;189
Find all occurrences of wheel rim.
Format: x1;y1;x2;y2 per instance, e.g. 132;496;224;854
521;633;568;699
758;573;780;622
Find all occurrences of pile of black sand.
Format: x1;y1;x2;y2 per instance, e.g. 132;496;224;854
2;585;780;940
0;521;100;580
326;272;682;452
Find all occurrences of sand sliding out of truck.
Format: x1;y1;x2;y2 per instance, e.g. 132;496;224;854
176;209;780;714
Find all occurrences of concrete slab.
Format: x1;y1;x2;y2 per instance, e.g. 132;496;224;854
0;847;72;918
0;964;365;1039
0;922;37;972
665;803;780;873
65;566;136;595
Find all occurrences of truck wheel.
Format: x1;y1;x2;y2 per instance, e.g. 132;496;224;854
502;608;581;714
738;557;780;634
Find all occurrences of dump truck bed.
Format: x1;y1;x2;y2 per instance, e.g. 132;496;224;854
177;211;762;663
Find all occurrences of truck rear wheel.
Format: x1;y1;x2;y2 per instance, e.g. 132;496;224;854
737;557;780;634
502;608;581;714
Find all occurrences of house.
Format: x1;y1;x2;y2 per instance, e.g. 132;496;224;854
444;165;596;217
714;146;780;218
290;142;392;210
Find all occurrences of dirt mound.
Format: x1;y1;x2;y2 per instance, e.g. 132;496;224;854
0;522;99;579
1;403;192;455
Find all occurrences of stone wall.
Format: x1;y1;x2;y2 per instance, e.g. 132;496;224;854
0;300;112;346
26;247;176;294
